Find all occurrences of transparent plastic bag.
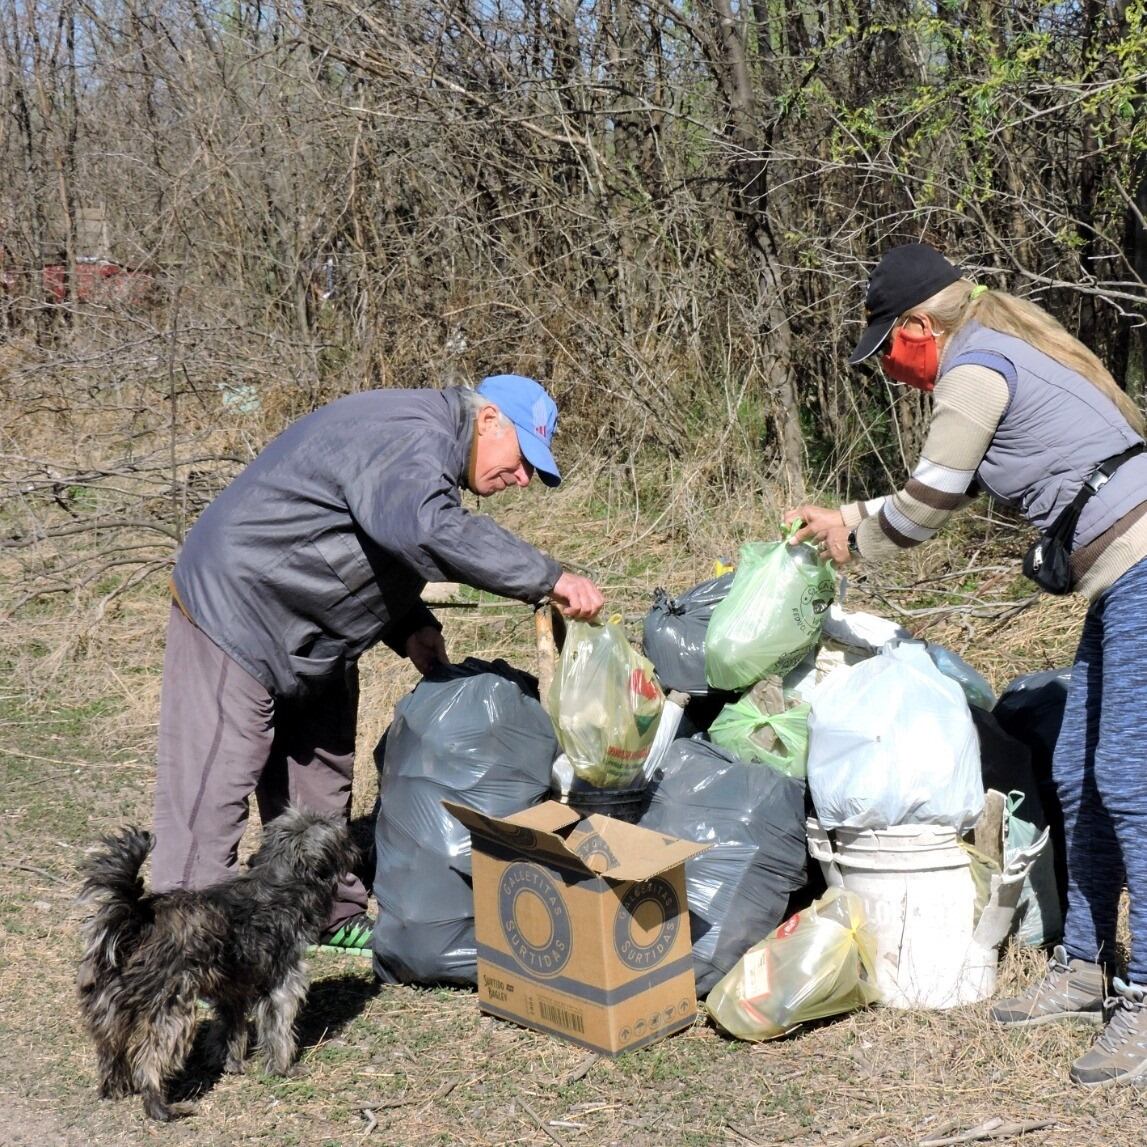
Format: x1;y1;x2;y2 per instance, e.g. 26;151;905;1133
926;643;997;711
705;887;880;1041
548;618;664;789
704;526;836;692
707;685;811;779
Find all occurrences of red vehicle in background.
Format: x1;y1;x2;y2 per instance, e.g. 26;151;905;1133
42;257;155;306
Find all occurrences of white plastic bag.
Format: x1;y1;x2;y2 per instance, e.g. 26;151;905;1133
820;604;911;653
807;641;984;830
781;640;869;706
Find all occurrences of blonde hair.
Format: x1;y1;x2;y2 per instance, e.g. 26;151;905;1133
914;279;1145;435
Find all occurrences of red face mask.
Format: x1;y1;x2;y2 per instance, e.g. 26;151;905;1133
880;326;939;392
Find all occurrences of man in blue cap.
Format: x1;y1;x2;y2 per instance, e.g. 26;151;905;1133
151;376;603;953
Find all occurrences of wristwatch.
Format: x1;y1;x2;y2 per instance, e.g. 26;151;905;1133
847;529;859;555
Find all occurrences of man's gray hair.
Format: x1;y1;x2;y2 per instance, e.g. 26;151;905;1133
464;387;513;429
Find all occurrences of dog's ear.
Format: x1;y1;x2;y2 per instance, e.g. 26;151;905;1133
251;808;355;880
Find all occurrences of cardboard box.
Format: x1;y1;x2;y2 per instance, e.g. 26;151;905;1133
444;799;710;1055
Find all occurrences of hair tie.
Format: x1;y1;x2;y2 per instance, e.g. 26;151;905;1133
969;284;988;301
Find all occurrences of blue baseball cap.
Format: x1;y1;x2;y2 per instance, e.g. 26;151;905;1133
476;374;561;487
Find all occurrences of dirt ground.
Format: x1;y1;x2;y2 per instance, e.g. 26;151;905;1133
3;495;1146;1147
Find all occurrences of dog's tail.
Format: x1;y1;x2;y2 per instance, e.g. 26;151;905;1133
77;827;155;978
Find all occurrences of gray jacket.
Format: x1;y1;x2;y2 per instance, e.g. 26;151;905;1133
173;387;564;697
945;321;1147;546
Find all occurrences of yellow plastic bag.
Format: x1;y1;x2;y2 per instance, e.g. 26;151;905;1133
705;887;880;1040
548;618;664;789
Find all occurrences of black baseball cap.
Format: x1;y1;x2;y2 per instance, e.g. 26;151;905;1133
849;243;963;365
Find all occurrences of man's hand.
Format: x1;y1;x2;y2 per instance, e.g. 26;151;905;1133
404;626;448;675
550;571;604;620
783;504;852;564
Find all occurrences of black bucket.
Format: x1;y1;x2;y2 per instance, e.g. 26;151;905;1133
558;782;651;824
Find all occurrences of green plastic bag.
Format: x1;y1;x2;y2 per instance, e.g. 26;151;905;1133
706;887;880;1041
548;618;664;789
707;692;811;778
704;527;836;691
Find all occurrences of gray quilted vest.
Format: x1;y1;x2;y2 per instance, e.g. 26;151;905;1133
944;320;1147;546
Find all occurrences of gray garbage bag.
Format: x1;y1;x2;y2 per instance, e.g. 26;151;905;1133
926;643;996;710
642;574;734;696
372;658;557;986
639;738;809;997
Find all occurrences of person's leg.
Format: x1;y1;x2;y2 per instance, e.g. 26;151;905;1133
151;604;275;891
1057;612;1125;969
255;665;367;932
1069;556;1147;1086
1087;557;1147;985
992;615;1109;1027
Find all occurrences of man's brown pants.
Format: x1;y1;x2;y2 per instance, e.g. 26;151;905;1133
151;604;368;929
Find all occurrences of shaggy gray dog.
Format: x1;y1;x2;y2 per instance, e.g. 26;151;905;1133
76;808;358;1121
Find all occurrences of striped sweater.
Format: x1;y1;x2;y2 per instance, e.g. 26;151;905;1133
840;364;1147;600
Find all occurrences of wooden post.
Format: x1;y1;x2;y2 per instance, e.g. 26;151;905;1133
534;602;567;713
974;788;1007;869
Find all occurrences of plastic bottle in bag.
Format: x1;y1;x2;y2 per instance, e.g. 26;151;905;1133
548;618;664;789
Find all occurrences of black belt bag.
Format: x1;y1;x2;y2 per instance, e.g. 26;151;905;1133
1023;443;1146;595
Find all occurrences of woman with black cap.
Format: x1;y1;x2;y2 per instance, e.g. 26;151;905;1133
785;242;1147;1088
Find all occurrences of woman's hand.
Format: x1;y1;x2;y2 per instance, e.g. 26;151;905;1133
783;504;845;544
404;626;448;675
783;504;854;564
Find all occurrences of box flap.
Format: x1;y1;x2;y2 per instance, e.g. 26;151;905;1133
444;799;709;879
568;814;711;880
443;800;590;875
443;799;580;842
505;802;584;833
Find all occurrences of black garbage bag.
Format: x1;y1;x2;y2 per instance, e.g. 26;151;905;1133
642;574;734;697
639;738;809;998
993;667;1073;778
992;667;1074;916
971;706;1043;827
675;690;738;739
971;706;1062;944
372;658;557;986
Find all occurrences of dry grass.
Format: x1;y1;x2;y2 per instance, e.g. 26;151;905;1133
3;462;1146;1146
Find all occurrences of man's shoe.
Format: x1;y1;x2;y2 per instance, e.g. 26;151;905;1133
990;944;1105;1028
310;913;374;957
1070;979;1147;1087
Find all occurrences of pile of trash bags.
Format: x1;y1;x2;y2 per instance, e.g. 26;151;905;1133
371;527;1070;1039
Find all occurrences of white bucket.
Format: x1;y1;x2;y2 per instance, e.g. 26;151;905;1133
806;819;1012;1009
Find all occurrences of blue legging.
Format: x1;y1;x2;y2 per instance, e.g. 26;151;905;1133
1056;555;1147;983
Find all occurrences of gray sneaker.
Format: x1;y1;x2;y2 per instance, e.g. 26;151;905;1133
991;945;1105;1028
1070;979;1147;1087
